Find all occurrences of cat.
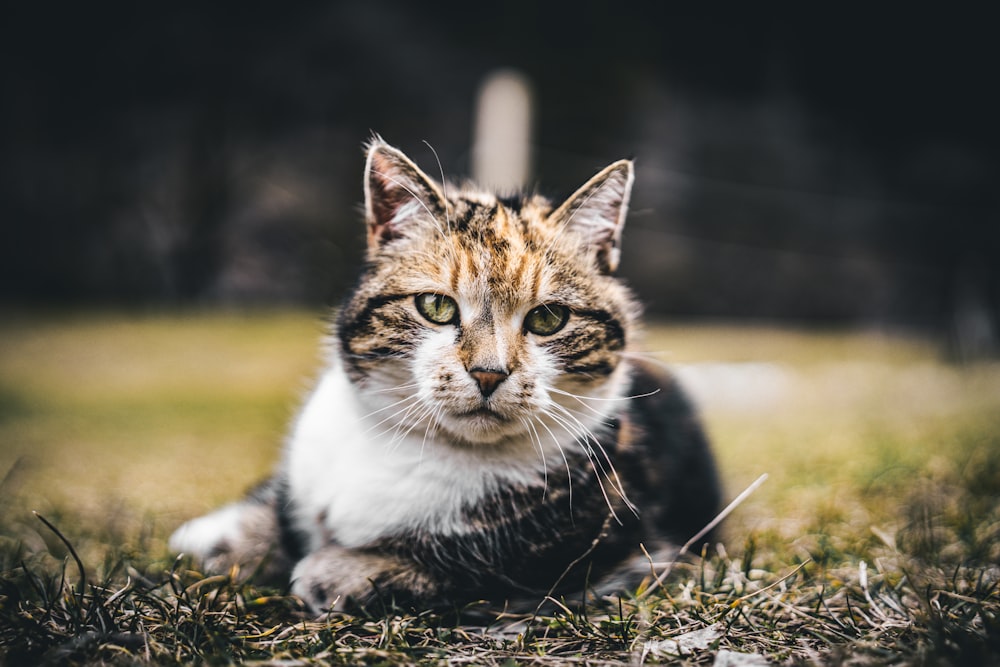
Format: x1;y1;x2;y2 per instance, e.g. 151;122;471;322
169;136;721;614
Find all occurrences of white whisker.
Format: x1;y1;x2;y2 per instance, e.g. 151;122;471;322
371;169;439;225
549;384;657;423
387;400;438;451
367;394;429;449
541;407;624;524
532;413;575;513
418;403;445;465
366;381;423;395
549;385;660;402
371;168;459;265
520;416;549;500
546;403;638;519
358;390;423;421
422;139;452;232
360;393;423;436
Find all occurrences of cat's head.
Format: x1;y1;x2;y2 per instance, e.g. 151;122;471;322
336;137;640;448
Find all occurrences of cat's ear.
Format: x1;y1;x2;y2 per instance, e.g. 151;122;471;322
548;159;634;273
364;137;448;251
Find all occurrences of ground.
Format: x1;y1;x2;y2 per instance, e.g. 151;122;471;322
1;310;998;665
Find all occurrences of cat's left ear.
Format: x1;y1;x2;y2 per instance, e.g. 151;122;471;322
364;137;449;252
548;159;634;273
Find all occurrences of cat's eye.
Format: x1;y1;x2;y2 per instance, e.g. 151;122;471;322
415;293;459;325
524;304;569;336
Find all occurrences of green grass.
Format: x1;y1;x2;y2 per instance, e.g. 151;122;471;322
1;309;999;665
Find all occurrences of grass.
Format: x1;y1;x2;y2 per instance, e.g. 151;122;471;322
1;309;999;665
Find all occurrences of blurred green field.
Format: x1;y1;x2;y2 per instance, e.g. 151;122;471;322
0;310;324;523
2;310;997;539
1;309;999;663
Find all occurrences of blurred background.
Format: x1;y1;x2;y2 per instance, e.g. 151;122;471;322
1;6;999;614
1;2;997;356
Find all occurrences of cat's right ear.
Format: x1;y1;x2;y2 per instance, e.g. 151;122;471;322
364;137;448;252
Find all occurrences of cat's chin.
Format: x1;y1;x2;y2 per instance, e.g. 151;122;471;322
435;409;527;447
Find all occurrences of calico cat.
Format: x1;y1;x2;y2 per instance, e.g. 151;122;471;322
169;137;721;613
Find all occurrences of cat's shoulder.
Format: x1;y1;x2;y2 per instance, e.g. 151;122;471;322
623;357;693;411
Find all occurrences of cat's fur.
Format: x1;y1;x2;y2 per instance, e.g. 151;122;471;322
169;137;721;613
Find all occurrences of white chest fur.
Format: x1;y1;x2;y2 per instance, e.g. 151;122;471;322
284;362;548;550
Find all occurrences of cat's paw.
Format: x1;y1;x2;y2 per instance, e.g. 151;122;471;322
290;546;384;612
169;503;247;560
169;501;285;580
290;546;442;613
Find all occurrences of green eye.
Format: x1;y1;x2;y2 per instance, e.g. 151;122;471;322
415;293;459;324
524;304;569;335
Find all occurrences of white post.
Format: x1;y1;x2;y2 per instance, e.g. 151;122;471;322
472;69;533;191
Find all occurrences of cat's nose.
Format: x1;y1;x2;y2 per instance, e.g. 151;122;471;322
468;368;509;398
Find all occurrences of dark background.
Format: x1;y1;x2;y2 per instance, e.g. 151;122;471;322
2;3;996;354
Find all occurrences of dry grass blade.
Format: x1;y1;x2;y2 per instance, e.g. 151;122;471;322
639;473;769;600
32;511;87;597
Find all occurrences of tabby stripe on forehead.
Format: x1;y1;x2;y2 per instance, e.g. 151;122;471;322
496;194;524;213
452;200;490;231
507;253;529;293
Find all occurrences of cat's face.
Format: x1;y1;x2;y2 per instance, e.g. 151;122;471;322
336;139;639;448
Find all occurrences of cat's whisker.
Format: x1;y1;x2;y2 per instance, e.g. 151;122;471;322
366;381;423;395
382;401;425;449
615;350;677;371
553;402;637;514
530;413;575;512
549;384;658;424
386;400;439;451
357;390;424;422
421;139;453;232
371;169;440;226
366;394;429;446
552;392;617;422
544;408;606;479
360;393;424;436
546;403;638;518
371;168;461;266
555;405;626;490
520;416;549;500
419;404;446;464
366;411;421;445
554;402;615;434
558;409;633;478
542;407;621;524
549;385;660;403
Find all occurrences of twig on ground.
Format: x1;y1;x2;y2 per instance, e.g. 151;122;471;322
638;473;769;600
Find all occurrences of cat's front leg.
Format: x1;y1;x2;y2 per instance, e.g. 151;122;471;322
169;480;290;582
290;545;443;612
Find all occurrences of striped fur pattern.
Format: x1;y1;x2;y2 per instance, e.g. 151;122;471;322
169;138;721;614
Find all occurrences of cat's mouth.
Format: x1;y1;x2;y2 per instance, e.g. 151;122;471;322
457;406;508;422
434;402;527;445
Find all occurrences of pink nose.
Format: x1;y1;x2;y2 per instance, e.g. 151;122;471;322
469;368;509;398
